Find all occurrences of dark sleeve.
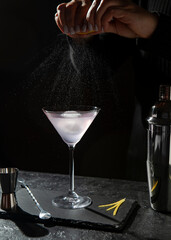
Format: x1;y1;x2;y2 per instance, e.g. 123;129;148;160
137;14;171;60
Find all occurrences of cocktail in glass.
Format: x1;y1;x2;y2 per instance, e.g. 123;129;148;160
42;106;100;209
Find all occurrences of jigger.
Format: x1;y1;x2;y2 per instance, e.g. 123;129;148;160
0;168;18;211
1;193;17;211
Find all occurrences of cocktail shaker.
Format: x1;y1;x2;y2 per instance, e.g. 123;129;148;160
147;85;171;212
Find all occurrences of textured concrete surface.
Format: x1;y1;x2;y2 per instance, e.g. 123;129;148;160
0;171;171;239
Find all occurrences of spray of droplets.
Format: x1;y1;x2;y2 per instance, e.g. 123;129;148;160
26;34;118;107
23;32;135;129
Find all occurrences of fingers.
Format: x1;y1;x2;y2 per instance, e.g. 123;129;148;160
56;3;68;33
65;2;79;34
55;1;101;37
86;0;130;31
101;7;139;38
56;1;80;35
55;13;66;34
86;0;101;31
100;8;125;35
56;1;94;36
75;2;91;33
96;0;128;30
101;7;125;24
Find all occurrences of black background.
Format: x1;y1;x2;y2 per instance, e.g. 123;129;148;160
0;0;147;181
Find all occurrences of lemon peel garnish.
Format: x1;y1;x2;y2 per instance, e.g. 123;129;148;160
98;198;126;216
77;30;97;35
151;180;158;192
98;202;118;208
113;204;121;216
106;204;117;211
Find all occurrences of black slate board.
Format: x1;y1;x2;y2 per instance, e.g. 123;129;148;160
3;189;139;232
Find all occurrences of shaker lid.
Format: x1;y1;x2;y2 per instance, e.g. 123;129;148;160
159;85;171;101
147;85;171;125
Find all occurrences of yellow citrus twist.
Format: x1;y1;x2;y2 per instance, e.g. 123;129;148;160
98;198;126;216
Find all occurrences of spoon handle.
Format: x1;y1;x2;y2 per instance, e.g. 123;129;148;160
20;181;43;212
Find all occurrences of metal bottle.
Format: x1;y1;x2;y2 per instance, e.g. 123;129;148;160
147;85;171;212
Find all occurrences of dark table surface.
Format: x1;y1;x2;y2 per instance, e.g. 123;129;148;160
0;170;171;240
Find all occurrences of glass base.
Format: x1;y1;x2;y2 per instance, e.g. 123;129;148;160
52;191;92;209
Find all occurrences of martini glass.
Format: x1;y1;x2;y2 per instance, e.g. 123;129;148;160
42;105;100;209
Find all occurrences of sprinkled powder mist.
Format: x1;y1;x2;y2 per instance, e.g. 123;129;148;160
26;34;120;114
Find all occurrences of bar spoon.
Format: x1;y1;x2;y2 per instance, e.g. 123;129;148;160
18;178;51;220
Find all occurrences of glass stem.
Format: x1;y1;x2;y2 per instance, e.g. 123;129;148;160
69;145;75;194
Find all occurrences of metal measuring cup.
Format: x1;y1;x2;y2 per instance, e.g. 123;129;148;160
0;168;18;211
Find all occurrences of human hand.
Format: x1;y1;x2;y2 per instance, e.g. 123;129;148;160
55;0;102;38
86;0;159;38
